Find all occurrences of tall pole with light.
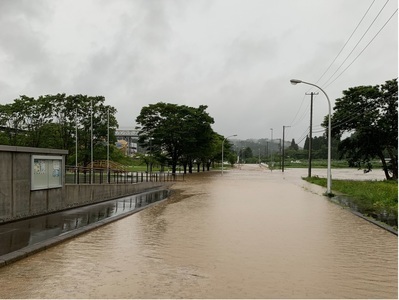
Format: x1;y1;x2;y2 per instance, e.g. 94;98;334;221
75;108;78;169
282;125;291;172
91;99;93;184
270;128;273;162
75;108;78;183
290;79;332;195
222;134;237;175
107;107;110;183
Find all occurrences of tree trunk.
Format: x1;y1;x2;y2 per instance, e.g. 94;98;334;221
188;160;193;173
378;152;391;180
387;147;398;179
172;162;177;175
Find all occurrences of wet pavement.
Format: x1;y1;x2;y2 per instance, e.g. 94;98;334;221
0;188;169;264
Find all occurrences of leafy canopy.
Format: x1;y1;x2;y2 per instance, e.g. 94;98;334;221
135;102;216;173
328;78;398;180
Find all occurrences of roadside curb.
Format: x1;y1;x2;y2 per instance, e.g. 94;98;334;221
301;181;397;236
329;195;398;236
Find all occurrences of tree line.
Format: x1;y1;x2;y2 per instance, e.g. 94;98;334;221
135;102;235;174
326;78;397;180
234;136;340;163
0;94;119;166
0;78;396;179
0;97;236;173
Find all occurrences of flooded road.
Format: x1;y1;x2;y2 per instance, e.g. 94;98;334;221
0;165;397;299
0;189;169;256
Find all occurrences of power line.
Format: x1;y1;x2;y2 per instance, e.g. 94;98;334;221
293;102;311;127
293;96;376;139
294;126;310;145
321;0;391;88
314;0;376;85
324;8;398;88
288;1;395;145
289;94;307;126
297;131;309;145
311;100;378;134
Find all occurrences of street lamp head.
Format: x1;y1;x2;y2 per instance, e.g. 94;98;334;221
223;134;237;141
290;79;302;85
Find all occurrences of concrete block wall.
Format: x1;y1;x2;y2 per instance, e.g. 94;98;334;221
63;182;172;208
0;145;173;223
0;146;68;222
0;150;12;220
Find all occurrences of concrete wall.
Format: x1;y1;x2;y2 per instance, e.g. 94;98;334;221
63;182;172;209
0;146;172;223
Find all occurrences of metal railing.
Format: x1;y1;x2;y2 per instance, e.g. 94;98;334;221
65;166;183;184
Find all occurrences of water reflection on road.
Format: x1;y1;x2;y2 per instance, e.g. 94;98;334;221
0;165;396;299
0;189;169;256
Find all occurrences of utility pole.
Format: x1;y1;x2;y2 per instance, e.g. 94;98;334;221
107;108;110;183
282;125;291;172
278;138;282;169
270;128;273;162
305;92;318;177
75;108;78;170
75;108;78;184
91;98;93;184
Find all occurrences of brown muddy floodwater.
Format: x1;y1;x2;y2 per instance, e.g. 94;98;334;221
0;165;397;299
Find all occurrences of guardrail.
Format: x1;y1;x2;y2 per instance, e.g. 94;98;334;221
65;166;183;184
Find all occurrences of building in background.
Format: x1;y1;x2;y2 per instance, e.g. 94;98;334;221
115;129;139;156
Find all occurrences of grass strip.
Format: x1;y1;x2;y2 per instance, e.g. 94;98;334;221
304;177;398;227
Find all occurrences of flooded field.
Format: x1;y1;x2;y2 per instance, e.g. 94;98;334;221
0;165;396;299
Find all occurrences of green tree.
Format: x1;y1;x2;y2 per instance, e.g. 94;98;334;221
136;102;215;174
179;105;215;173
0;101;28;146
208;133;237;169
0;94;118;167
243;147;253;159
288;138;299;151
70;95;118;167
328;78;398;180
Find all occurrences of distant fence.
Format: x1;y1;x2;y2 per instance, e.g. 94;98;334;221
65;166;184;184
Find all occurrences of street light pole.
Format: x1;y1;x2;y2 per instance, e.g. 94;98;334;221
282;125;291;172
222;134;237;175
107;107;110;183
290;79;332;195
75;108;78;170
270;128;273;162
91;98;93;184
75;108;78;184
269;128;273;170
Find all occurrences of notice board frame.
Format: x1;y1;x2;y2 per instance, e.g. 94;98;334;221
31;155;63;190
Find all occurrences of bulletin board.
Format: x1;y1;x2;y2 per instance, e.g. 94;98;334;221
31;155;63;190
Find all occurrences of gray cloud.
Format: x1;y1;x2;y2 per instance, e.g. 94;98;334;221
0;0;50;65
0;0;397;143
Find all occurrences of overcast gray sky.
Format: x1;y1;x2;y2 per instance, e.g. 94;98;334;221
0;0;397;145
